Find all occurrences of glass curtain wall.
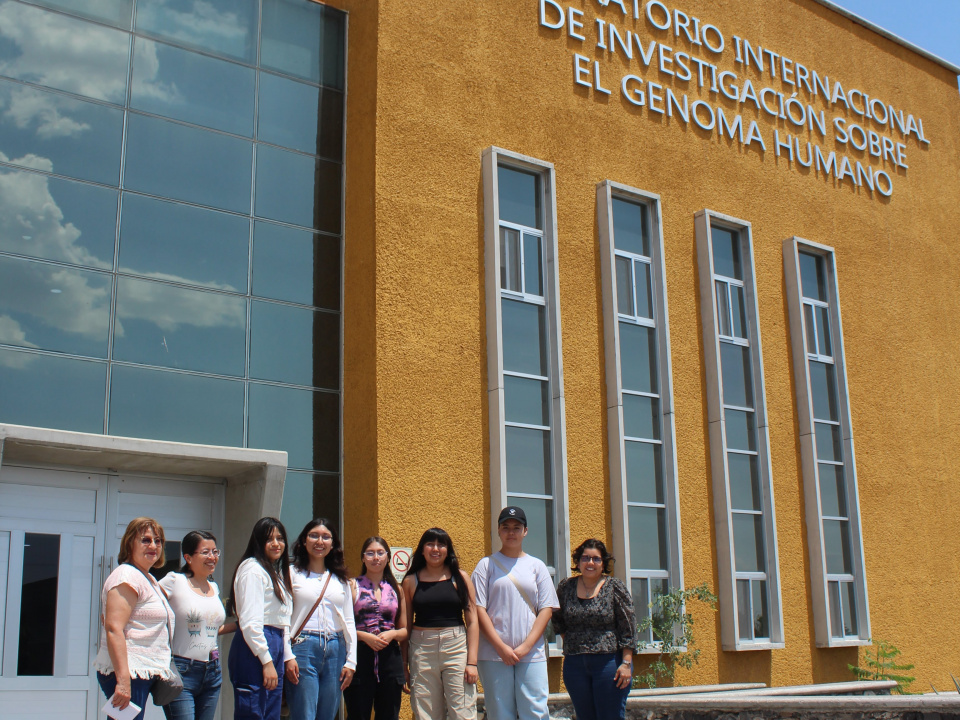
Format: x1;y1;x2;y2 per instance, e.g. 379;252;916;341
0;0;345;532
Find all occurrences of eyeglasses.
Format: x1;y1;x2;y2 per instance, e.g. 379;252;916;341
139;537;163;546
580;556;604;564
363;550;387;558
307;533;332;542
195;549;220;558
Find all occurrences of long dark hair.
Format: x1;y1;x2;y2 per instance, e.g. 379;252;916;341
408;527;470;611
180;530;217;577
359;536;400;597
291;518;349;582
228;517;291;615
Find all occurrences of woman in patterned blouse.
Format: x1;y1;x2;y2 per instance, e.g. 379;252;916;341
552;539;636;720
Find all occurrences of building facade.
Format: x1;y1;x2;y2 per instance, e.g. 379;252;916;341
1;0;959;717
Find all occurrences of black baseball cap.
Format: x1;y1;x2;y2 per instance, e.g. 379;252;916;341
498;506;527;527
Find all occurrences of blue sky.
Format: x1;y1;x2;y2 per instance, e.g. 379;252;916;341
831;0;960;69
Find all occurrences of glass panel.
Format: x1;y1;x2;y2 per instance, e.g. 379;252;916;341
27;0;133;28
634;261;652;319
828;581;843;638
808;360;838;422
815;422;842;462
504;426;551;496
0;2;129;102
501;299;547;376
816;307;832;357
715;281;730;336
720;342;752;408
131;38;255;136
611;197;648;256
0;80;124;185
728;453;761;511
248;383;338;471
799;251;827;301
252;221;339;310
258;72;320;154
628;506;667;571
523;234;542;296
282;471;340;541
736;579;752;640
151;540;180;581
113;276;246;376
632;578;651;644
615;255;632;315
119;194;249;292
497;166;540;229
499;227;520;292
751;579;769;639
624;440;662;505
732;513;764;572
17;533;60;676
250;301;338;389
318;88;344;161
0;169;116;269
507;496;553;566
619;322;657;394
841;581;858;636
255;146;340;233
724;409;756;451
504;375;549;426
135;0;259;63
0;349;105;433
124;114;252;214
818;463;847;518
0;255;111;357
711;226;741;280
623;393;658;440
731;285;747;339
823;519;853;574
261;0;344;89
803;304;816;353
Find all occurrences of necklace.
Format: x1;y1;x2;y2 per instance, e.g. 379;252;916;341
577;576;603;599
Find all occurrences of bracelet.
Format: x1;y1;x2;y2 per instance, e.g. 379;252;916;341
466;663;477;667
620;661;633;668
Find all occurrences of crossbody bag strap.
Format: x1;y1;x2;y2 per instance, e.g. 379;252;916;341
293;571;333;641
490;556;538;618
132;564;175;648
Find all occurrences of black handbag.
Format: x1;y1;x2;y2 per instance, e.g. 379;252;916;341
146;577;184;706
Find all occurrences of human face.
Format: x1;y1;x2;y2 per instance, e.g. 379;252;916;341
422;539;448;567
305;525;334;560
264;527;286;562
131;527;163;573
185;539;219;578
362;542;388;573
578;548;604;580
498;519;527;549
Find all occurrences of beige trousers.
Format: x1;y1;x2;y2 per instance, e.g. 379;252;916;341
409;626;477;720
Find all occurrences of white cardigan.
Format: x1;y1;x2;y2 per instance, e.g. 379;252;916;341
289;567;358;670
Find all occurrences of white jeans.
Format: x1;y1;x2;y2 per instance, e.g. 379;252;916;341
409;626;477;720
477;660;549;720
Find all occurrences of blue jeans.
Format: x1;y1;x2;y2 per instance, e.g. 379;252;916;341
229;626;285;720
476;660;549;720
286;631;346;720
97;672;156;720
562;653;630;720
162;656;222;720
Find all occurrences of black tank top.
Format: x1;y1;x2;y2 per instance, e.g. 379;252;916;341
412;576;465;628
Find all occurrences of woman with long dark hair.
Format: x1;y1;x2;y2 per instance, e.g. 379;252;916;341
343;537;408;720
284;518;357;720
401;528;478;720
227;517;295;720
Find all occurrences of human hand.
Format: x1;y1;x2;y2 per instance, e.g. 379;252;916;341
111;679;132;710
284;658;300;685
614;662;632;689
403;665;411;694
497;642;520;666
360;631;389;651
464;664;479;684
263;661;279;691
340;667;355;690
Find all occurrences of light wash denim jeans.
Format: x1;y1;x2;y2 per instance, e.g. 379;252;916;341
476;660;549;720
286;631;346;720
162;656;222;720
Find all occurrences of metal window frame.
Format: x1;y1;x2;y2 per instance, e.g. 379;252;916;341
783;237;870;647
482;147;570;588
598;181;683;653
696;209;784;651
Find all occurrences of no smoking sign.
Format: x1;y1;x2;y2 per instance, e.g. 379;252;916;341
390;547;412;582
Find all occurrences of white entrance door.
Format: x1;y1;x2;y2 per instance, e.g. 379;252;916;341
0;465;224;720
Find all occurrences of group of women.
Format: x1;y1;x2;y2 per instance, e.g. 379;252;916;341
96;507;639;720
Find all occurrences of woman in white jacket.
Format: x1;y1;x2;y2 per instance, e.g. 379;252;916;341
284;517;357;720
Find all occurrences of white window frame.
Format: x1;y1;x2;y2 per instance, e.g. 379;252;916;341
783;237;870;647
695;209;784;651
482;147;571;596
597;181;682;650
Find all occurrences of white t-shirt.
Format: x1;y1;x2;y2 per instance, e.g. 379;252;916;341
472;552;559;663
158;573;227;661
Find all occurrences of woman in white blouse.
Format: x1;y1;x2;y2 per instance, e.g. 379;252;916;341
284;517;357;720
158;530;237;720
227;517;296;720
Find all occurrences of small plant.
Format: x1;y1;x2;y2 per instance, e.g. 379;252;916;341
848;639;915;694
634;582;717;689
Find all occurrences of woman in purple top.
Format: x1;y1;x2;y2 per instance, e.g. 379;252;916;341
343;537;409;720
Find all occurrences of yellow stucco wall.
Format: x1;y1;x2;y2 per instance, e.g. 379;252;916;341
336;0;960;693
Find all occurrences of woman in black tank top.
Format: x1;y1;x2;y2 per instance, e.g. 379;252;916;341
401;528;479;720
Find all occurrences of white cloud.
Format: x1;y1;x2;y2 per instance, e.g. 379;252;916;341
1;83;92;139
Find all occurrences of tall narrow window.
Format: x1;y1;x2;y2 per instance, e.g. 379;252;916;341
597;182;682;645
696;210;784;650
784;239;870;646
483;148;569;580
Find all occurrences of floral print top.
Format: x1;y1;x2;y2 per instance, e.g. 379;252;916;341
553;575;637;655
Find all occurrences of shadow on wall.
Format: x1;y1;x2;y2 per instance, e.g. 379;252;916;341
718;648;773;687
